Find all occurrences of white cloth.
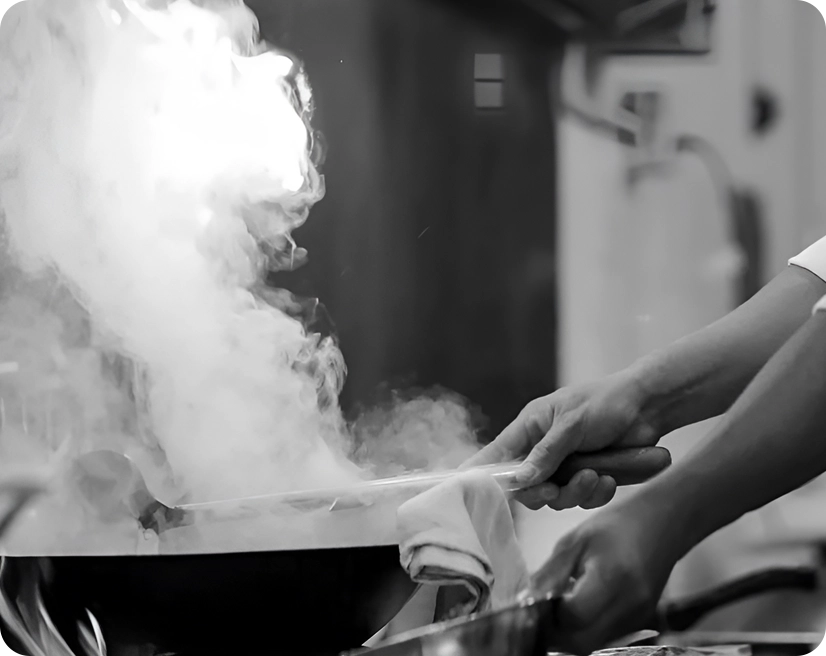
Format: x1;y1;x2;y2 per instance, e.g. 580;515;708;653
788;236;826;314
396;469;530;618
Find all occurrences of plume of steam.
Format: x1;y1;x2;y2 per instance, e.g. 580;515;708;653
0;0;483;556
350;387;484;479
0;0;361;503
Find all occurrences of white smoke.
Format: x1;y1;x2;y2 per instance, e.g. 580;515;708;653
0;0;362;503
0;0;484;556
350;388;483;479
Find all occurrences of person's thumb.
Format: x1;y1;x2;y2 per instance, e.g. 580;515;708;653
461;440;511;469
513;421;581;488
559;557;617;630
552;565;619;656
531;534;582;597
462;413;537;468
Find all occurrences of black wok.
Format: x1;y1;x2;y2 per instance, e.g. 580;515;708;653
0;547;417;656
0;447;673;655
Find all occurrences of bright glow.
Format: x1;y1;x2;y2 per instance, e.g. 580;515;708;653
0;0;482;560
112;0;311;211
0;559;106;656
0;0;356;506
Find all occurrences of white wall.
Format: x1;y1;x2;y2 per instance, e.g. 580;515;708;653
517;0;826;619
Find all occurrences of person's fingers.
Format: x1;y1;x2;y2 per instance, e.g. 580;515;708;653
531;531;584;596
513;482;560;510
461;439;514;469
545;470;599;510
513;421;582;488
558;555;620;631
619;414;661;448
537;548;627;656
559;546;658;655
579;475;617;510
463;401;554;469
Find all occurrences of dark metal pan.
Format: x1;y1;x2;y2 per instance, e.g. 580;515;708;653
349;567;819;656
0;447;671;656
0;548;415;656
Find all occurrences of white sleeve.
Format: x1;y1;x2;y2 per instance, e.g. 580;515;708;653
788;237;826;314
789;236;826;282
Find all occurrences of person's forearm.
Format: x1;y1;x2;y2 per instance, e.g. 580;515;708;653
626;265;825;437
639;311;826;558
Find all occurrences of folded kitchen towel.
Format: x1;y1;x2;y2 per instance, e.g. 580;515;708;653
397;469;530;618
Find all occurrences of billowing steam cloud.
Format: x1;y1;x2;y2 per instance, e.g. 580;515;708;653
0;0;481;543
0;0;364;504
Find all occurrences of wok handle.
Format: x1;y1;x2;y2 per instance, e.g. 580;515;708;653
657;566;818;633
545;447;672;487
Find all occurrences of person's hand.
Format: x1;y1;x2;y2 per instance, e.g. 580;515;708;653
464;372;661;510
530;496;683;655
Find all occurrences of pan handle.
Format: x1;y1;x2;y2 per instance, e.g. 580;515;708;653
543;447;672;488
657;566;818;632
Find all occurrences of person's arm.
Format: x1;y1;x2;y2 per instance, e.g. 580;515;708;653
640;306;826;553
530;305;826;655
630;264;825;437
468;265;826;501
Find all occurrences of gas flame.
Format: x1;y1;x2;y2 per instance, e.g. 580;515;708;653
0;487;96;656
77;611;106;656
0;558;105;656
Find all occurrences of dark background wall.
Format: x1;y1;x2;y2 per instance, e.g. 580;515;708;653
247;0;564;440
